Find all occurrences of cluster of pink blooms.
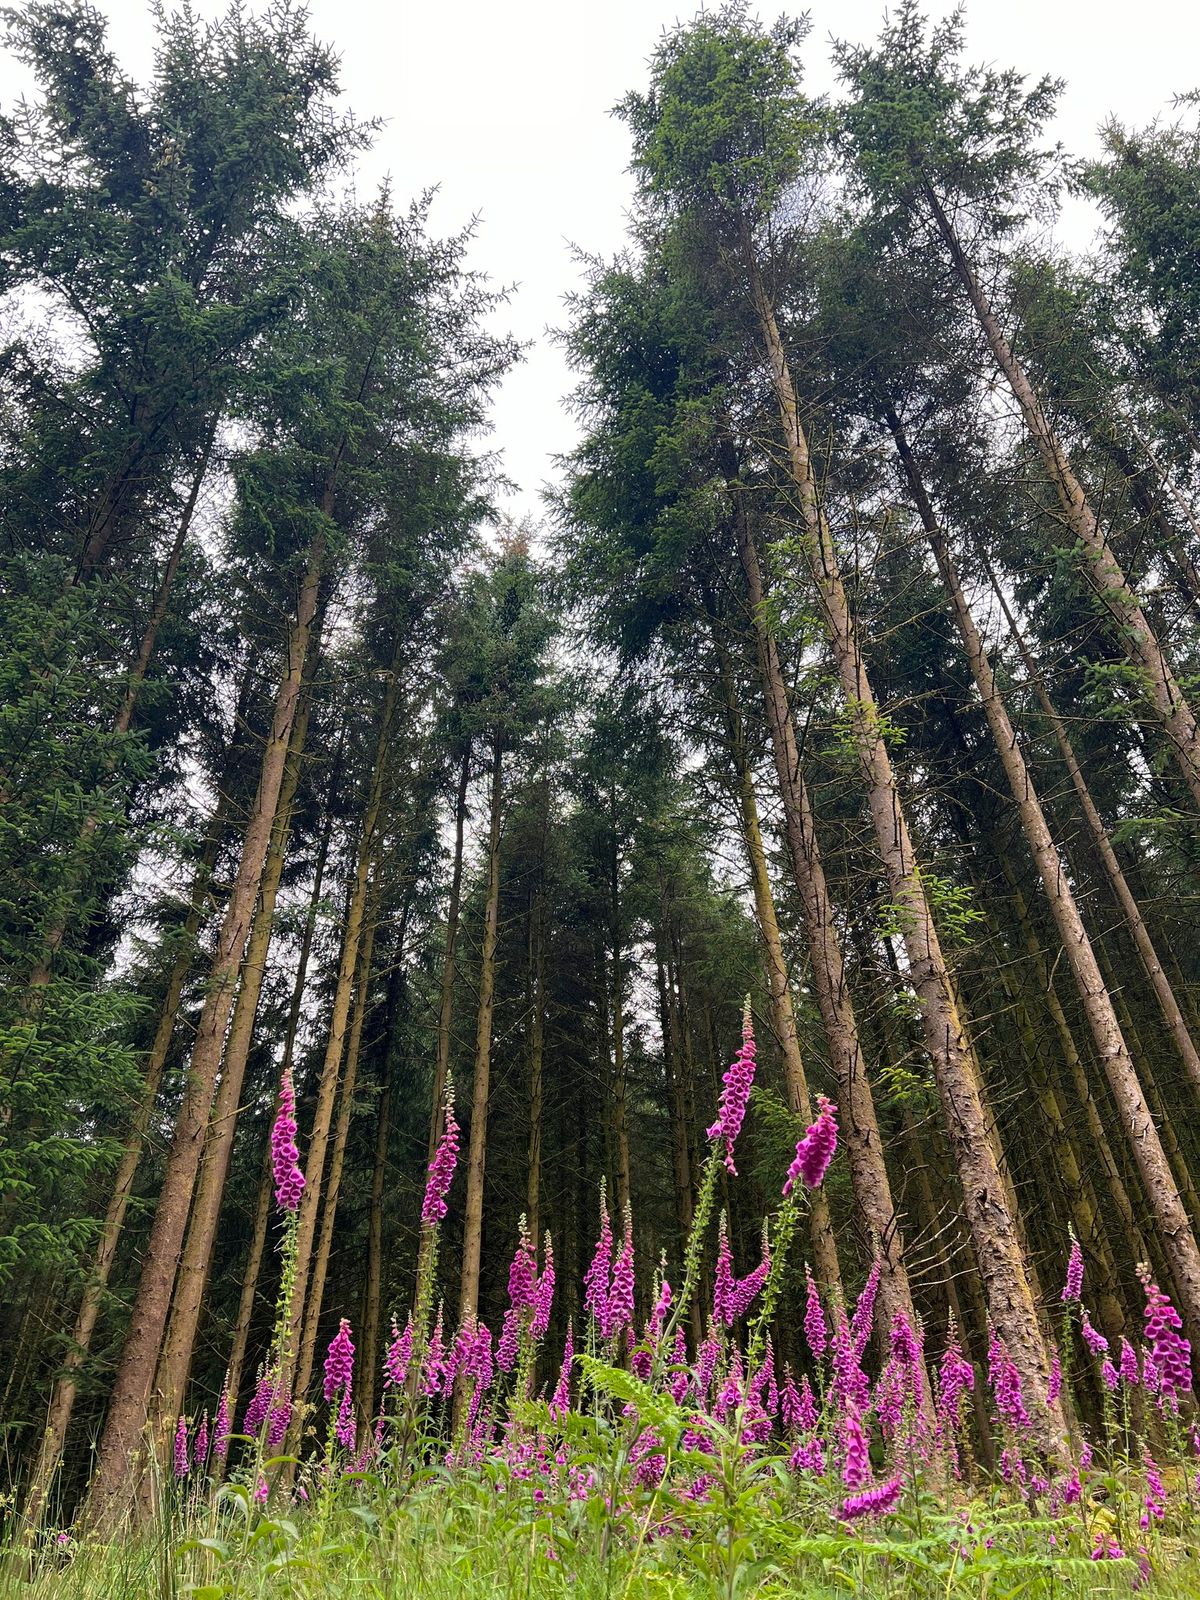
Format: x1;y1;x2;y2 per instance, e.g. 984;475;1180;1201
421;1089;459;1225
1139;1267;1193;1403
711;1217;770;1327
784;1096;839;1196
705;1003;757;1174
270;1066;305;1213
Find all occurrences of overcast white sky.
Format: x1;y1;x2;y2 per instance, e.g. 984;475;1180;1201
3;0;1194;521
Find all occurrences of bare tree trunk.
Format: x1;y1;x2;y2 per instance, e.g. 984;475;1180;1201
84;518;327;1531
923;184;1200;808
983;560;1200;1096
889;410;1200;1348
428;746;471;1164
223;738;341;1422
527;877;546;1244
150;660;316;1430
294;906;380;1411
712;639;842;1293
744;255;1061;1451
609;791;633;1224
360;1054;394;1430
458;736;504;1328
283;647;404;1396
733;517;923;1372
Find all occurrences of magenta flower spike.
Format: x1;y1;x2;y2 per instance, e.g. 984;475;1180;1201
803;1265;827;1360
550;1321;574;1421
1047;1346;1063;1406
384;1316;414;1389
244;1369;273;1435
193;1410;209;1471
213;1389;232;1466
531;1233;555;1340
173;1415;190;1479
270;1065;305;1213
335;1386;356;1452
323;1317;355;1404
267;1394;291;1451
841;1477;902;1520
605;1213;635;1340
1139;1266;1193;1401
1080;1310;1109;1356
1119;1336;1141;1388
706;1000;757;1174
850;1260;881;1360
583;1187;613;1327
422;1305;446;1396
987;1331;1030;1430
784;1096;839;1195
421;1086;459;1225
841;1400;870;1488
713;1217;735;1328
1062;1234;1084;1303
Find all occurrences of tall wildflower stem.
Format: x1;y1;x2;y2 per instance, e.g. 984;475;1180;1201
654;1145;722;1372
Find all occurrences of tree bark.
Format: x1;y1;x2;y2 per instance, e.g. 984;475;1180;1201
457;735;504;1329
428;746;471;1163
732;513;923;1373
889;410;1200;1348
149;655;317;1430
84;519;327;1531
744;253;1061;1451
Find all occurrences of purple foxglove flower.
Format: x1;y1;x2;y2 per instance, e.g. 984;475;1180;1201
694;1335;720;1402
840;1477;902;1520
1047;1346;1062;1406
729;1249;771;1322
583;1189;613;1327
193;1411;209;1471
1101;1358;1119;1391
173;1415;190;1479
213;1389;232;1466
496;1307;520;1373
323;1318;355;1403
936;1335;974;1436
422;1307;445;1397
267;1395;291;1451
647;1276;672;1338
244;1370;273;1435
385;1316;413;1388
705;1001;757;1174
803;1266;827;1360
1140;1267;1193;1401
841;1401;870;1489
1081;1310;1109;1356
1142;1453;1166;1527
507;1222;538;1312
1120;1336;1141;1388
335;1386;356;1452
531;1234;554;1340
850;1260;882;1359
271;1066;305;1213
988;1332;1030;1430
790;1435;825;1474
604;1216;635;1341
784;1095;838;1195
421;1087;459;1224
1061;1235;1084;1303
550;1322;573;1421
712;1218;735;1328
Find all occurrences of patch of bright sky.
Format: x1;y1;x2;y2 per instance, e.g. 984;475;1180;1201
4;0;1193;523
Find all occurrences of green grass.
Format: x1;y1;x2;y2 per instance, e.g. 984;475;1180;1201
8;1459;1200;1600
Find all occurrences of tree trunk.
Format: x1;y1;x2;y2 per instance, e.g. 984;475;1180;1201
734;514;929;1361
223;737;341;1423
283;645;404;1394
744;253;1061;1452
527;875;546;1244
889;409;1200;1348
149;655;317;1430
294;906;380;1411
457;736;504;1329
428;746;471;1163
84;519;327;1531
712;639;842;1293
983;560;1200;1097
923;183;1200;809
